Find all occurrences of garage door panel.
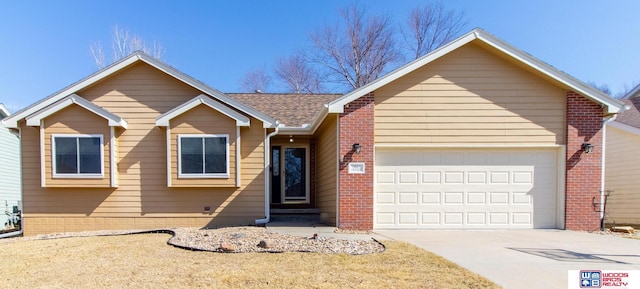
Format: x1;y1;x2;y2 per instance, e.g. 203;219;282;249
444;172;464;183
376;171;396;183
399;171;419;184
467;172;487;183
421;192;441;203
374;149;559;229
444;212;464;225
398;192;419;204
466;192;487;204
489;212;509;225
422;172;442;183
467;212;487;224
489;192;510;204
444;192;464;204
398;213;419;225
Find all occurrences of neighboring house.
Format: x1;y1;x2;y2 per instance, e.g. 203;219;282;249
0;104;21;231
2;28;626;236
604;86;640;226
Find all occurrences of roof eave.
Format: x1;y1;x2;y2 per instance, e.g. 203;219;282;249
155;94;251;127
25;94;128;129
3;51;277;129
474;31;625;114
623;84;640;99
0;104;10;118
326;28;626;115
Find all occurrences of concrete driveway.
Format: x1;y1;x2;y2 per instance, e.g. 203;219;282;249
374;230;640;289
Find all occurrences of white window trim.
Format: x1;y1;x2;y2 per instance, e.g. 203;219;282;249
177;134;230;178
51;134;104;178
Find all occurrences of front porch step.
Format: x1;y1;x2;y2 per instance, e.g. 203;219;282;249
270;208;321;224
271;208;320;214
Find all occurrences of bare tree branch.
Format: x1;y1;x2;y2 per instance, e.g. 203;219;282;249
402;2;467;59
308;3;400;89
239;67;272;93
274;52;323;94
89;24;166;69
89;41;106;69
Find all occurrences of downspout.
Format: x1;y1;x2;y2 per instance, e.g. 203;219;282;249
255;121;280;225
600;114;617;230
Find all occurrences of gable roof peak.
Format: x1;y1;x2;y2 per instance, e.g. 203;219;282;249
326;27;625;115
2;50;276;129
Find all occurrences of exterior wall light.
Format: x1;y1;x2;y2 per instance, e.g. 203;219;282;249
353;143;362;154
582;143;594;153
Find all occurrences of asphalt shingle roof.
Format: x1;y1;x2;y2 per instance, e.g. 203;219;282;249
615;98;640;128
227;93;340;127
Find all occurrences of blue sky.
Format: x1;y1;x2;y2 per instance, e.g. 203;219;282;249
0;1;638;112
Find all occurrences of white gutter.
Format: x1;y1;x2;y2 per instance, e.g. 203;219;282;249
255;121;280;225
600;114;618;227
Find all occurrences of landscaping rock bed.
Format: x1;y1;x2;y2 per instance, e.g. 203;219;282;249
169;227;384;254
0;226;385;255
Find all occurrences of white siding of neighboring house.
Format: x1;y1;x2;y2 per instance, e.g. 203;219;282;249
0;105;21;230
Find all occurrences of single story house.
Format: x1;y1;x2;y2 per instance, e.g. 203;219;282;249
0;104;21;232
604;85;640;226
3;28;626;235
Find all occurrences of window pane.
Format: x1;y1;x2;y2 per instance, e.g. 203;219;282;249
181;137;203;174
55;137;78;174
204;137;227;174
79;137;101;174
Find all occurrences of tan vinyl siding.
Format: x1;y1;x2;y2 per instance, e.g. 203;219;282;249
169;105;237;187
604;125;640;225
20;62;266;235
43;104;112;187
375;43;566;145
314;114;337;225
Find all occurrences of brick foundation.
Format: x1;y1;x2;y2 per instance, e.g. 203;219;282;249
565;92;603;231
337;92;374;230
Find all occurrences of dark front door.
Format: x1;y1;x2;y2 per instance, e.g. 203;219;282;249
283;147;306;202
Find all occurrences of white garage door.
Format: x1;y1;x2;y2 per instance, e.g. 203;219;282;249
374;149;559;229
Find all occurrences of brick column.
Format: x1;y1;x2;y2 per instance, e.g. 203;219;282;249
565;91;603;231
338;93;374;230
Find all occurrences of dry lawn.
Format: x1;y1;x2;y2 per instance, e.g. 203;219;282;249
0;233;499;289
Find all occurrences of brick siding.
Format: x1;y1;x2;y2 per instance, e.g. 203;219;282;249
565;91;603;231
337;92;374;230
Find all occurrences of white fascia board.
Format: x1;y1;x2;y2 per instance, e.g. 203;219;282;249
277;127;315;135
474;30;625;114
0;104;10;118
307;106;329;134
25;94;128;128
623;84;640;99
608;120;640;136
326;28;625;114
138;54;276;128
155;94;250;127
326;31;478;113
2;54;140;128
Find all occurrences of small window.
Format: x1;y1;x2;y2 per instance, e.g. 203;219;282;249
52;134;103;177
178;134;229;178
